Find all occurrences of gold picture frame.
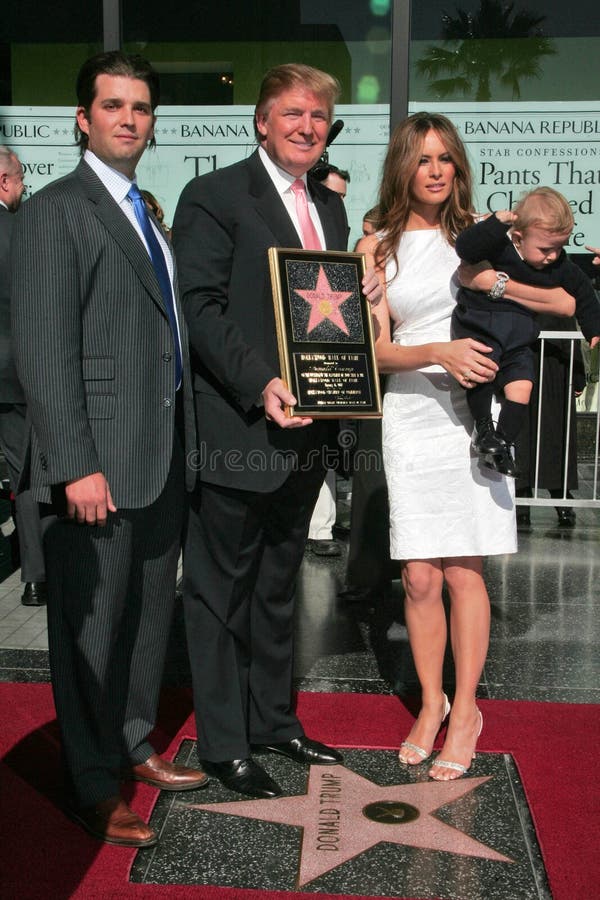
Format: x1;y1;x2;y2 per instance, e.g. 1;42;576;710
269;247;382;418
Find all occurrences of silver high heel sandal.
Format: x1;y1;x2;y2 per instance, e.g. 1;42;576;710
398;694;451;765
429;708;483;780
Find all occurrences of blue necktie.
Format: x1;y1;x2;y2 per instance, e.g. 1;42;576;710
127;183;182;389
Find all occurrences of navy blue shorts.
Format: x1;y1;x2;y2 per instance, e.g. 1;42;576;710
452;304;538;388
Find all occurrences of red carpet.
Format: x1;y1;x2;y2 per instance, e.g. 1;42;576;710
1;684;598;900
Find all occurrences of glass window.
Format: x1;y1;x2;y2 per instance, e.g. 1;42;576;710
0;2;391;243
2;0;103;104
410;0;599;103
120;1;392;241
409;0;600;272
121;1;391;105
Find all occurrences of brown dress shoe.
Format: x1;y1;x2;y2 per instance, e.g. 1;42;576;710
69;796;157;847
129;753;209;791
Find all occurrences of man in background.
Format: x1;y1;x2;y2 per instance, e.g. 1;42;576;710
0;146;46;606
318;163;350;199
305;162;351;557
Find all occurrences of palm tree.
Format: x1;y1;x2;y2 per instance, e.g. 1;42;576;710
416;0;556;102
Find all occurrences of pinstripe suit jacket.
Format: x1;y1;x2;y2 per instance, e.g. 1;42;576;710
10;159;196;508
0;204;25;403
173;149;348;493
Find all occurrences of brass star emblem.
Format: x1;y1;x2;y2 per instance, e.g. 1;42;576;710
294;265;353;336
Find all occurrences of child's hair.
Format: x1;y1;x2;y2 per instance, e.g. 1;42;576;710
513;187;574;234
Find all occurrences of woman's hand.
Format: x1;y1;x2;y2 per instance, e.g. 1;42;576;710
585;245;600;266
495;209;517;225
433;338;498;388
362;266;383;306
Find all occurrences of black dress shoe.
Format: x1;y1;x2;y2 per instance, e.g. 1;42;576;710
201;758;282;798
479;441;518;477
471;416;505;454
254;736;343;766
21;582;47;606
556;507;576;527
471;419;518;477
306;539;341;557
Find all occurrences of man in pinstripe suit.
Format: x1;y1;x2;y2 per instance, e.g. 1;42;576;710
11;52;207;847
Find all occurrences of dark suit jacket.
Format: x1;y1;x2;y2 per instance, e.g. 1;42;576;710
173;149;349;492
10;159;196;507
0;204;25;403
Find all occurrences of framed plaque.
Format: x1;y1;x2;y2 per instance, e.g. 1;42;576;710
268;248;382;419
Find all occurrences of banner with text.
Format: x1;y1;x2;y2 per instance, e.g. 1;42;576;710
0;101;598;250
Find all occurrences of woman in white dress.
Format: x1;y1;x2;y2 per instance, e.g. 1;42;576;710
357;113;575;780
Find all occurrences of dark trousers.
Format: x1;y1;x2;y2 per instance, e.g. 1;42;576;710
0;403;45;582
183;463;325;762
346;418;394;591
44;435;184;807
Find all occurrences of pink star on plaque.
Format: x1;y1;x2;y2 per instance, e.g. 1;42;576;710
185;764;512;888
295;265;353;335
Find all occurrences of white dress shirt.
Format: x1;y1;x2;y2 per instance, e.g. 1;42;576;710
83;149;182;360
258;146;326;249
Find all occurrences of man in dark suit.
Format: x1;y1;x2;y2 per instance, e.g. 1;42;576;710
173;64;381;799
0;146;46;605
11;52;208;848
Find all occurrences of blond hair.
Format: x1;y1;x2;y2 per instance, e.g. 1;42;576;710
513;187;574;234
254;64;340;140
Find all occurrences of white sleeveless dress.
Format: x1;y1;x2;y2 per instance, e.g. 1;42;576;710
382;229;517;560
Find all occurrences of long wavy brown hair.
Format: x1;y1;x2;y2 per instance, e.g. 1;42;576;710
375;112;475;279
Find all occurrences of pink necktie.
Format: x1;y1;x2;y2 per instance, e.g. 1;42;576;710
291;179;322;250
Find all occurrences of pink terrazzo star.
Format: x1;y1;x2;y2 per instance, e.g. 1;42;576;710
185;764;512;887
294;265;353;335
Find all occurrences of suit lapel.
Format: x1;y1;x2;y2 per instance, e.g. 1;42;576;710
309;179;348;252
75;160;168;314
0;207;11;263
244;151;348;252
246;151;302;249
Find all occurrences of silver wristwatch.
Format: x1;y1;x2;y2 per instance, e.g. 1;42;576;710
488;271;509;300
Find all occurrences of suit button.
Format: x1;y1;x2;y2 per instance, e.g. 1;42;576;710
162;352;172;362
163;398;172;408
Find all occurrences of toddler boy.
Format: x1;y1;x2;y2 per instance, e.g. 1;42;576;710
452;187;600;475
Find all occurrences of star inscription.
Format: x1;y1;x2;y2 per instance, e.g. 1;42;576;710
294;266;353;336
185;764;512;888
